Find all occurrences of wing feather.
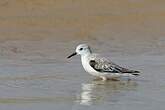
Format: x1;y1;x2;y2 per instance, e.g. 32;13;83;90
89;55;139;74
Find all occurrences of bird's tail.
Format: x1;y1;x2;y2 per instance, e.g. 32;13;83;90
130;70;140;76
122;69;140;76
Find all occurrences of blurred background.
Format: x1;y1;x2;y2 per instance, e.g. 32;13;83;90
0;0;165;60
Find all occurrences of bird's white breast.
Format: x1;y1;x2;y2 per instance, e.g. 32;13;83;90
81;55;101;77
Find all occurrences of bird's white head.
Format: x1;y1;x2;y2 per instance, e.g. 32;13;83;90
67;44;92;58
76;44;92;55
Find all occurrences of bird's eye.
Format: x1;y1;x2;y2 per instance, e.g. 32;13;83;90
79;48;83;51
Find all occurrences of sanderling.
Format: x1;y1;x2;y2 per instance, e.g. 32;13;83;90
67;44;140;81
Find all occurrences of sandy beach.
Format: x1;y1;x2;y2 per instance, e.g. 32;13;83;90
0;0;165;58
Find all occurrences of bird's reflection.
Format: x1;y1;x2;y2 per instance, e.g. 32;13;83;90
78;80;138;106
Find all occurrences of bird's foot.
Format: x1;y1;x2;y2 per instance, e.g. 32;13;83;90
102;77;120;81
101;77;108;81
93;77;103;81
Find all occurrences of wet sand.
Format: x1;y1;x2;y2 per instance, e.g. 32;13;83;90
0;0;165;110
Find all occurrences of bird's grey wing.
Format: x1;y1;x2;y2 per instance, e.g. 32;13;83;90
89;56;139;73
89;59;122;73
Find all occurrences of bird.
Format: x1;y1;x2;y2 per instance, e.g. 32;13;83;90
67;44;140;81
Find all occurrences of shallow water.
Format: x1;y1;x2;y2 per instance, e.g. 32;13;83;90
0;55;164;110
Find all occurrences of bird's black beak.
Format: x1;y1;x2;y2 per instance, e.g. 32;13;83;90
67;52;77;59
